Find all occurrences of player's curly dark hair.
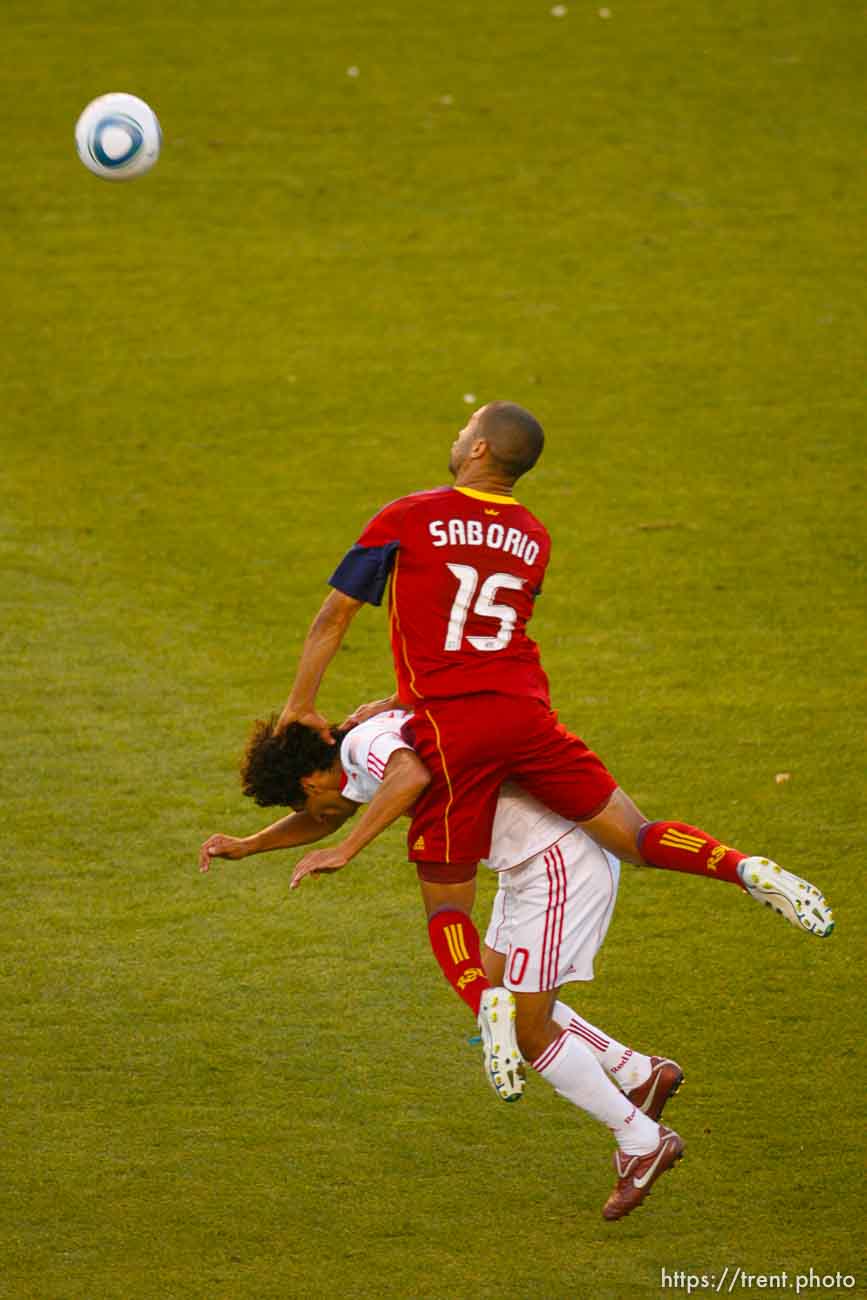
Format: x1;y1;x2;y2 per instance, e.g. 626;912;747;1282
241;715;349;807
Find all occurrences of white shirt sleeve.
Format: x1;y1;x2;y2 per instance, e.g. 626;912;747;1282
339;711;413;804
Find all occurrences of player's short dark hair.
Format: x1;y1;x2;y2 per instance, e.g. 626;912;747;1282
477;401;545;480
241;715;348;807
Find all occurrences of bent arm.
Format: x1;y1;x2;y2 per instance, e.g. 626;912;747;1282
277;589;365;734
289;749;431;888
338;749;431;861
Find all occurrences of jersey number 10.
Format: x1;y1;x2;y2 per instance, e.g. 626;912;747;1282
444;562;524;652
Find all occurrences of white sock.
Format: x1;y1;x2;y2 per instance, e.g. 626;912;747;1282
533;1030;660;1156
552;1000;653;1091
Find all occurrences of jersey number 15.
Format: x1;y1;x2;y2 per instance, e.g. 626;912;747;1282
444;562;524;652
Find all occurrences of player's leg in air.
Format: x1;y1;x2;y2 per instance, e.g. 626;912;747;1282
576;787;835;939
482;830;683;1221
506;699;835;939
416;872;525;1104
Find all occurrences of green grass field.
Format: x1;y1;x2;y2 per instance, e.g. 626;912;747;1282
2;1;865;1296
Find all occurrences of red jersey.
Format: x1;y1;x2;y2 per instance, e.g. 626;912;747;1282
329;485;552;704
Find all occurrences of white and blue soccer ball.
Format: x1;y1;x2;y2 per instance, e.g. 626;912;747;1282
75;93;161;181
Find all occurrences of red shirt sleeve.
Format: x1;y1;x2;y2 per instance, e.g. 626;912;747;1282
328;498;407;606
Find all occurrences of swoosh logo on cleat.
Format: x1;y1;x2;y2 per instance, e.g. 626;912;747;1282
633;1139;677;1190
641;1076;661;1113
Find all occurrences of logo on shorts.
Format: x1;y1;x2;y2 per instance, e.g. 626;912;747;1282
457;968;486;990
707;844;728;871
412;835;426;851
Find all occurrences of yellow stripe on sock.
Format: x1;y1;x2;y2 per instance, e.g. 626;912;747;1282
660;827;705;843
659;828;705;844
659;830;705;854
444;924;469;964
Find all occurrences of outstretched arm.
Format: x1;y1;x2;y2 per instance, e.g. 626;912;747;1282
199;806;355;873
289;749;431;889
276;589;365;739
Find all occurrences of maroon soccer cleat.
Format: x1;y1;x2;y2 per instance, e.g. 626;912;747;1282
602;1125;684;1221
625;1056;684;1122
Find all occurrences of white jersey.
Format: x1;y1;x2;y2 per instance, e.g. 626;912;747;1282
340;711;579;872
341;710;620;989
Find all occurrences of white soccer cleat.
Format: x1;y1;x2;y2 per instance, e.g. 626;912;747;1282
737;857;834;938
477;988;524;1102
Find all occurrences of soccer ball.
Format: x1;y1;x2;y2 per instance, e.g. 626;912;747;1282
75;93;161;181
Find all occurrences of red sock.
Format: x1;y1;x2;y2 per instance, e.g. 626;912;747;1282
638;821;747;888
427;908;491;1016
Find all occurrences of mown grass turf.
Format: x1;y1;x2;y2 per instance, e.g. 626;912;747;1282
1;1;865;1297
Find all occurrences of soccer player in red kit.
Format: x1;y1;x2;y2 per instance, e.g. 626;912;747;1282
276;400;832;1212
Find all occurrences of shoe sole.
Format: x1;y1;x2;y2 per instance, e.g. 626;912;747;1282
741;860;834;938
753;884;834;937
478;990;524;1102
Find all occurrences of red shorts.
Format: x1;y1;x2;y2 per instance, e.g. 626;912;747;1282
401;693;617;883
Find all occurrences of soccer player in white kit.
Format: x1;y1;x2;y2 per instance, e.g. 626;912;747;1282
201;708;686;1221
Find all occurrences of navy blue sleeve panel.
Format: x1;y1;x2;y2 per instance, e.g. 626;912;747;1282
328;541;400;606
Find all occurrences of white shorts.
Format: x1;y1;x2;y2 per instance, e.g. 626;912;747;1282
483;829;620;991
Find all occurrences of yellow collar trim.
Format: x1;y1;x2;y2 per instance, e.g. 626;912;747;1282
455;486;518;505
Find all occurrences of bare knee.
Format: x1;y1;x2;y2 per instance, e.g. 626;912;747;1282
579;787;647;865
418;875;477;920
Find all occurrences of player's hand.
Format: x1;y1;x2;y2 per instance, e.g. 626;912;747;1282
276;705;334;744
289;846;349;890
199;833;250;873
340;695;401;730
